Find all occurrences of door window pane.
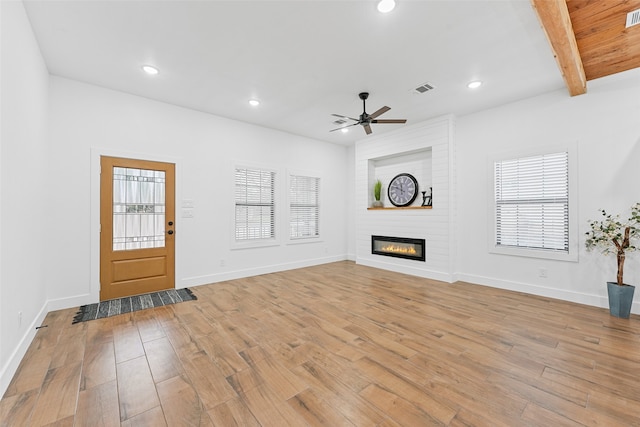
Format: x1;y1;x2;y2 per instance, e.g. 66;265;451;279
113;167;166;251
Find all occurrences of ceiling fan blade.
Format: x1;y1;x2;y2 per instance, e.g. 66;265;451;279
331;113;359;122
329;122;359;132
369;106;390;119
363;123;373;135
371;119;407;124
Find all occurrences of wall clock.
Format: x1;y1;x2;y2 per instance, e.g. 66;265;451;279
388;173;418;207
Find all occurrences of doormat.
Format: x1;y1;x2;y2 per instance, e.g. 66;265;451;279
72;288;197;324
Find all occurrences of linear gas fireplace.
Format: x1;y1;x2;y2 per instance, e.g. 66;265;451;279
371;235;426;262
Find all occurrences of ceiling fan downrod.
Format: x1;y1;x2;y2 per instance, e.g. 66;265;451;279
359;92;370;123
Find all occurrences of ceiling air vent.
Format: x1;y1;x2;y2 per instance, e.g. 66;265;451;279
333;119;347;125
412;82;435;94
626;9;640;28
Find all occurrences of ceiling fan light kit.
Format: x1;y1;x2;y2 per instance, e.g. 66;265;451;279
330;92;407;135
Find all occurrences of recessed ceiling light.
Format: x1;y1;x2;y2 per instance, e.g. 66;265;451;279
142;65;159;75
377;0;396;13
341;128;349;133
248;99;260;107
467;80;482;89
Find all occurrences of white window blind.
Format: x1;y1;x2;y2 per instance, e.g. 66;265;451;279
495;151;569;252
235;168;275;241
290;175;319;239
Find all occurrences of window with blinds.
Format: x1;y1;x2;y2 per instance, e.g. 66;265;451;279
494;151;569;252
235;167;275;241
289;175;319;239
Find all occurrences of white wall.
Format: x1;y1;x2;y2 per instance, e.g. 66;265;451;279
354;116;455;281
456;68;640;313
47;77;349;308
0;0;51;394
347;145;356;260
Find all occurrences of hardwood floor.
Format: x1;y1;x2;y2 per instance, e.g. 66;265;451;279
1;261;639;426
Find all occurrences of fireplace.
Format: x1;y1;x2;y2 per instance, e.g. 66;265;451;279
371;235;425;261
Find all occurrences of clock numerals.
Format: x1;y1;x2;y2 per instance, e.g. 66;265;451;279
387;173;419;207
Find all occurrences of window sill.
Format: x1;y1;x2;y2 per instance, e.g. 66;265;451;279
231;240;279;250
286;237;323;245
489;245;578;262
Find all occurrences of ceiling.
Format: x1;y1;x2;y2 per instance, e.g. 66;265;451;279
568;0;640;80
531;0;640;96
21;1;640;145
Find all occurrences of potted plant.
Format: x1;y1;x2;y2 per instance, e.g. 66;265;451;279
372;179;383;208
585;202;640;318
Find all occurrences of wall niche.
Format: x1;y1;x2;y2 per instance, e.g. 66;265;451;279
368;147;432;209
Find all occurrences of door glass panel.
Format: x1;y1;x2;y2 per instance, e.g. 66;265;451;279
113;167;166;251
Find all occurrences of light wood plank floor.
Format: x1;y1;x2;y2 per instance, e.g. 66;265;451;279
1;261;639;426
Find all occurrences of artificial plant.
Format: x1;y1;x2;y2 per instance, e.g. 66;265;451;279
585;203;640;285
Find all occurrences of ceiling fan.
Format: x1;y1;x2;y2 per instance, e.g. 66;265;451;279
331;92;407;135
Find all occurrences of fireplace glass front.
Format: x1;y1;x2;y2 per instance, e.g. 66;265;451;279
371;235;425;261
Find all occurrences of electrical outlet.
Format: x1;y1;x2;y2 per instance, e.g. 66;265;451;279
220;259;226;267
538;268;548;278
18;311;22;327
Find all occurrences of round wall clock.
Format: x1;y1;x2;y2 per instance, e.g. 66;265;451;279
388;173;418;207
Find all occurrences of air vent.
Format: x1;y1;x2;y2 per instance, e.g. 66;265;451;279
333;119;347;125
626;9;640;28
412;82;435;94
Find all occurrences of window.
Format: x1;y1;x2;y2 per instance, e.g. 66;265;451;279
235;167;275;241
494;151;570;255
289;175;319;239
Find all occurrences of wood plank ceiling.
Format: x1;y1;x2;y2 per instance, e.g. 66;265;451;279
531;0;640;96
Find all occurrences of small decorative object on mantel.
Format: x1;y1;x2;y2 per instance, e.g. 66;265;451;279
372;179;384;208
421;187;432;207
585;202;640;318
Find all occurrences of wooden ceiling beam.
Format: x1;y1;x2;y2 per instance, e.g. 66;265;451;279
531;0;586;96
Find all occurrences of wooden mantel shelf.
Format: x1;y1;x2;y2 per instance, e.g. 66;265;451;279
367;206;432;210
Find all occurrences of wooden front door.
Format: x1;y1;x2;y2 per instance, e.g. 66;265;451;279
100;156;175;301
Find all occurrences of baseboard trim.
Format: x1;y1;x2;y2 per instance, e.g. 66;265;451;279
0;301;48;398
47;293;93;312
455;273;639;314
181;255;348;288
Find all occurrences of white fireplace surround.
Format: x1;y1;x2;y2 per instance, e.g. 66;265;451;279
355;116;455;282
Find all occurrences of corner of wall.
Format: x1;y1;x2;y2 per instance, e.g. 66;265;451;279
0;301;48;398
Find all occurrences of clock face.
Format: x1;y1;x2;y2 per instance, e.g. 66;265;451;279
388;173;418;207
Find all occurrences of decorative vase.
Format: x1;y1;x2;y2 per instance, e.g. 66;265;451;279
606;282;635;318
372;200;383;208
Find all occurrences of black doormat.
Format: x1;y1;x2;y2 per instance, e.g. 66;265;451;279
72;288;197;324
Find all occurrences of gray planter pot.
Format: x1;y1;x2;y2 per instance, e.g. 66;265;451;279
606;282;635;318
